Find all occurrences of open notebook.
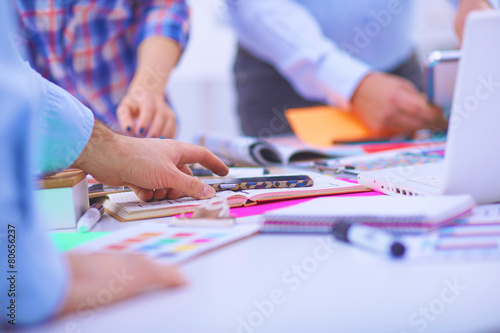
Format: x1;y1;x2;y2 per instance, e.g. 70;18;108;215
262;195;476;234
104;174;368;221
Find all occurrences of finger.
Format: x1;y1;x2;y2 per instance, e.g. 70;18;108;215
166;188;184;200
393;90;440;129
116;102;137;136
136;99;155;137
162;108;177;139
167;168;216;200
179;164;193;177
153;188;168;201
425;105;448;130
173;142;229;176
389;112;425;134
118;256;185;294
145;99;168;138
162;165;193;199
392;89;426;118
130;185;155;202
149;263;186;288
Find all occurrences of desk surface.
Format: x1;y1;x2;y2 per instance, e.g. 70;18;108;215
24;215;500;333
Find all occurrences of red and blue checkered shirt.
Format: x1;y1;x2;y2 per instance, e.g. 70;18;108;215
16;0;189;126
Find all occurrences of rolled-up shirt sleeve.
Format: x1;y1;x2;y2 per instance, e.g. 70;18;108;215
135;0;190;50
228;0;373;108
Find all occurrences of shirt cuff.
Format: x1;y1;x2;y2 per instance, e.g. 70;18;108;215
33;70;95;174
313;50;373;109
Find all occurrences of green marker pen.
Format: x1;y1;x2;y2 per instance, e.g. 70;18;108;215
77;203;104;233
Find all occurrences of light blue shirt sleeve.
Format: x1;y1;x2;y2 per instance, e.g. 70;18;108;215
32;69;95;175
0;1;93;326
228;0;374;108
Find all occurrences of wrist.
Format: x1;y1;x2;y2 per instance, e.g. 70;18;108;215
128;70;168;96
71;121;123;176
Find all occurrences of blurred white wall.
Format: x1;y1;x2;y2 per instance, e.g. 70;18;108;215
168;0;458;144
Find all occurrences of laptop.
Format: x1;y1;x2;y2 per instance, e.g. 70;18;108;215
357;11;500;204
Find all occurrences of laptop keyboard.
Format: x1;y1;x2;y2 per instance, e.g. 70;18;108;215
406;175;443;188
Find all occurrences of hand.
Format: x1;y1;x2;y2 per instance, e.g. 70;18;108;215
60;253;185;316
455;0;492;44
350;73;446;135
117;83;177;139
72;121;229;201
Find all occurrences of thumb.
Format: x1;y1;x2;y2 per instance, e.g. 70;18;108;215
168;170;216;200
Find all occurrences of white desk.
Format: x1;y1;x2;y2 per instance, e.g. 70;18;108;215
23;215;500;333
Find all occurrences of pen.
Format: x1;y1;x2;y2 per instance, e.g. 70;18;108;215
77;203;105;233
332;221;406;258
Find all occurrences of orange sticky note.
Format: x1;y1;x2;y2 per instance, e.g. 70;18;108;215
285;106;387;147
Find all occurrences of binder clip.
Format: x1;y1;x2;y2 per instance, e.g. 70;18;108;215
169;198;235;227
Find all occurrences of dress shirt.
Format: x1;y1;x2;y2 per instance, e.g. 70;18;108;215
229;0;498;108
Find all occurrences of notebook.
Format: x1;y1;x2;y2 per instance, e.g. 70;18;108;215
104;173;368;221
262;195;475;234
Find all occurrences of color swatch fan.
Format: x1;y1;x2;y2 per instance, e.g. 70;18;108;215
73;223;260;263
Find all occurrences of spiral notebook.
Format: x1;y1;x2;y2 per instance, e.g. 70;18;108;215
262;195;475;234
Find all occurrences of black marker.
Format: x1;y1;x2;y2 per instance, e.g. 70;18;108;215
332;222;406;258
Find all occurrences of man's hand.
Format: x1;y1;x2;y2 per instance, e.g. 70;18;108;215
60;253;185;316
117;84;177;139
72;121;229;201
350;73;446;135
455;0;492;44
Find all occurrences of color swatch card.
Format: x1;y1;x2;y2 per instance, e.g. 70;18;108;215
73;223;260;264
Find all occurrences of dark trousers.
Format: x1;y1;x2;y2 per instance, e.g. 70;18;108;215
234;46;424;137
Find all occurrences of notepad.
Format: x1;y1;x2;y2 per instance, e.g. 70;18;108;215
104;173;368;222
262;195;476;233
285;106;390;146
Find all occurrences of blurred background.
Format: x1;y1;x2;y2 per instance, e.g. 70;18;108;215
168;0;459;144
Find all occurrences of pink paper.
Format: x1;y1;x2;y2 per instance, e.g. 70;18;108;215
230;190;382;218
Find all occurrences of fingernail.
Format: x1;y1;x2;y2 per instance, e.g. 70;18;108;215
160;136;165;139
201;185;215;199
126;126;131;133
139;128;144;135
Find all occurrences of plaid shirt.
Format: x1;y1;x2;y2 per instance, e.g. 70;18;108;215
16;0;189;126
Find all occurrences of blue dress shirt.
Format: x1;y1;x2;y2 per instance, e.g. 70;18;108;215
0;0;94;326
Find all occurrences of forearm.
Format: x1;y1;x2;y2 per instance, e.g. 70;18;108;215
130;36;182;94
